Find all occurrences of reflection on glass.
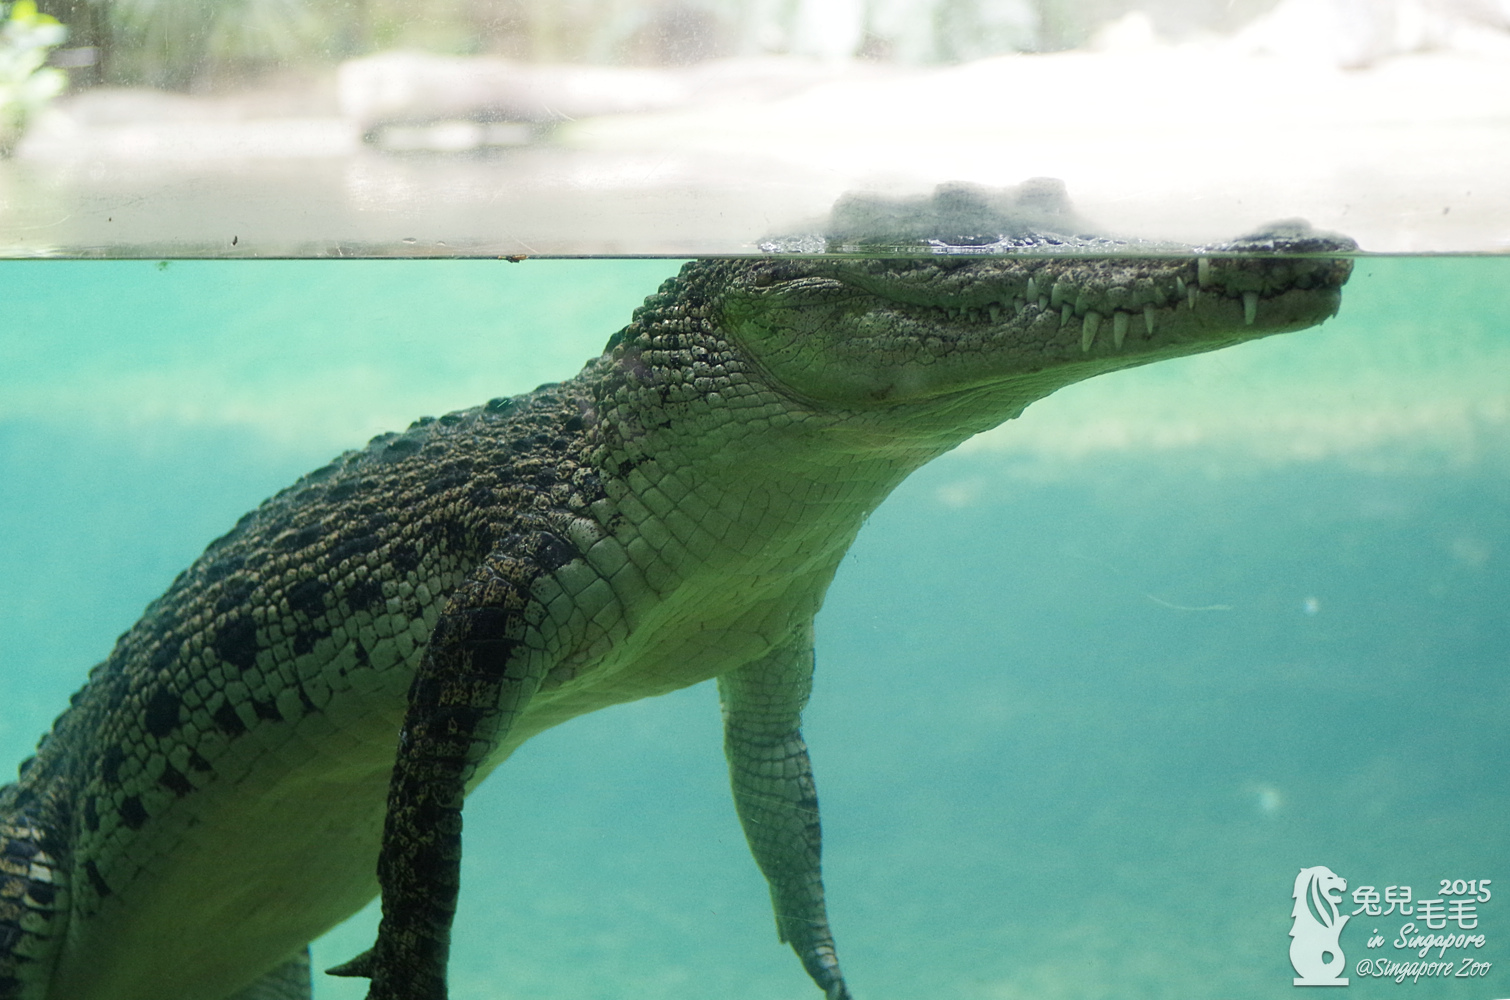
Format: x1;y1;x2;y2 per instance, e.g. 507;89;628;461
0;0;1506;255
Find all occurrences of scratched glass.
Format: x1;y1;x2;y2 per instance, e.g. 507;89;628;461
0;0;1507;257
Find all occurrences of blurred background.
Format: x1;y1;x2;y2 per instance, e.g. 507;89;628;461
33;0;1290;88
2;0;1509;254
23;0;1510;87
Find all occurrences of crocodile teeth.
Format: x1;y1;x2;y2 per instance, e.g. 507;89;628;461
1112;310;1129;349
1081;310;1102;352
1243;291;1258;325
1188;284;1198;309
1175;275;1186;297
1060;303;1073;327
1143;303;1156;335
1051;280;1069;308
1025;276;1038;298
989;304;1001;323
1038;295;1049;310
1197;256;1211;287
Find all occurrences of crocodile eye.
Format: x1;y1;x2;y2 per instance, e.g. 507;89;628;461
752;262;806;287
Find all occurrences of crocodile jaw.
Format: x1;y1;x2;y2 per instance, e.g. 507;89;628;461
718;236;1353;438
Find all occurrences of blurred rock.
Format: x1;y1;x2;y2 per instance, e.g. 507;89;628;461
338;52;691;131
337;50;854;144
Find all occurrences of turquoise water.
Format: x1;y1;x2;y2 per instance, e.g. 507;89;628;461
1;257;1506;999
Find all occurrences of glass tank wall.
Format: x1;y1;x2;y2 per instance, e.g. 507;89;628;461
2;255;1507;1000
1;0;1508;255
1;3;1507;1000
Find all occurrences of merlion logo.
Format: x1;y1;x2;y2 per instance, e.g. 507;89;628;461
1291;865;1350;986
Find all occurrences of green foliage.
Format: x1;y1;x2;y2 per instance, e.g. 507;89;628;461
0;0;66;155
105;0;332;88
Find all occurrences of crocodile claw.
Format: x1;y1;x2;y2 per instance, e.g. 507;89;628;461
325;948;376;978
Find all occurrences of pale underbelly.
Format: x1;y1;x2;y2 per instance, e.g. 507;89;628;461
48;647;764;997
49;563;826;1000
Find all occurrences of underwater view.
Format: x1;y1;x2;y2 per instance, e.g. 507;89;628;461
1;255;1506;1000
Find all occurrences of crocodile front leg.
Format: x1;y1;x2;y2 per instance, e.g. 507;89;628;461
0;803;67;1000
719;628;851;1000
330;533;559;1000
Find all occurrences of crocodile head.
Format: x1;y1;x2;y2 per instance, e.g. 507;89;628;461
597;184;1346;471
703;183;1355;446
719;234;1350;424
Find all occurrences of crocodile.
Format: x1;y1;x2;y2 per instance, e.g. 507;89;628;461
0;183;1354;1000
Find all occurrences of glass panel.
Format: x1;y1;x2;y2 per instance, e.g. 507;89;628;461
2;0;1507;256
2;255;1505;998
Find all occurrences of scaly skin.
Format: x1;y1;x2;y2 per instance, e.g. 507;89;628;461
0;223;1352;1000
